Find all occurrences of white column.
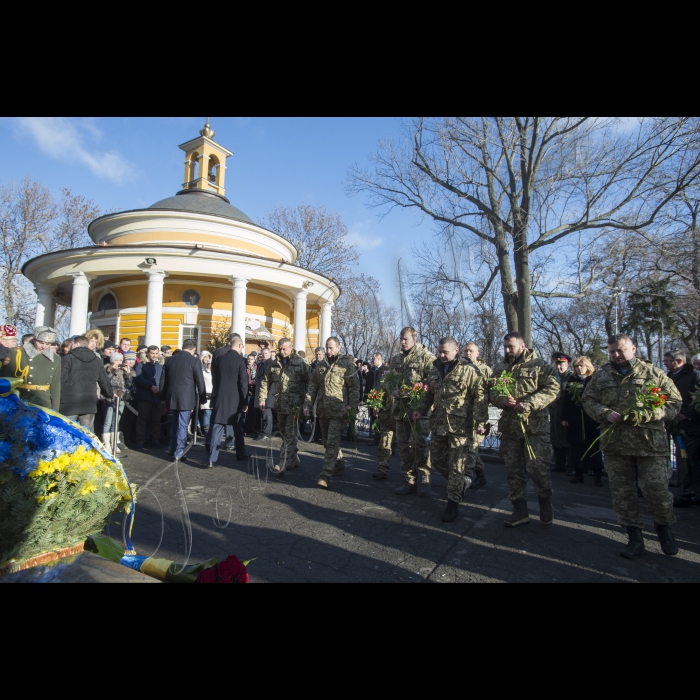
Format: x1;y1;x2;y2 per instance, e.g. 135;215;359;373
35;283;56;328
230;276;249;341
68;273;90;336
144;270;166;347
321;301;333;345
294;289;308;352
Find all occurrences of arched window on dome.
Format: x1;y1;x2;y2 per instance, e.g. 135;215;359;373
185;151;200;187
98;292;117;312
208;154;220;186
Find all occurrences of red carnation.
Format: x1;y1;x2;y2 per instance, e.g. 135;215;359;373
224;555;249;583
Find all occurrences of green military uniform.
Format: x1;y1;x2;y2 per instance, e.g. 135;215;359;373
490;349;560;504
259;350;310;472
390;343;436;485
0;341;61;411
465;359;493;477
417;358;488;503
582;358;681;529
304;353;360;480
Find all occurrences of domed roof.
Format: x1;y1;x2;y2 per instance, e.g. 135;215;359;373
147;189;254;224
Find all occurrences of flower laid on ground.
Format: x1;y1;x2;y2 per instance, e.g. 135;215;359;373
197;555;251;584
492;370;536;460
0;378;135;571
583;383;670;459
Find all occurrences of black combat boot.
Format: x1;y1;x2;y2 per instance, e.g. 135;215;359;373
394;479;417;495
538;496;553;525
504;500;530;527
442;500;459;523
654;523;679;556
569;470;584;484
620;527;645;559
469;471;486;490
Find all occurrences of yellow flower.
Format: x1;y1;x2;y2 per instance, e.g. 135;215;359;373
80;483;98;495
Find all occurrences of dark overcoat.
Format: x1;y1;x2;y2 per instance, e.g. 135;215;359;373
60;346;113;415
210;349;248;425
162;351;206;411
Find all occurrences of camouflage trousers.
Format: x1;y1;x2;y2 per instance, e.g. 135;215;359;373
319;412;346;478
376;410;395;474
430;433;471;503
468;431;486;473
604;453;675;528
277;412;299;469
395;415;431;483
500;434;553;502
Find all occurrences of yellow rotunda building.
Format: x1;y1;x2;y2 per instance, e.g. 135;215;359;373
22;120;339;354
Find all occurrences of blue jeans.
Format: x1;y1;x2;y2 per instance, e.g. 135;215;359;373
199;409;211;430
169;409;192;459
103;401;124;434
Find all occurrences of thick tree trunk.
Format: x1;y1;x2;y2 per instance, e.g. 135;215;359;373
512;221;532;347
494;225;518;334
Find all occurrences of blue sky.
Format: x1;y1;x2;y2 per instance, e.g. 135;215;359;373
1;117;436;309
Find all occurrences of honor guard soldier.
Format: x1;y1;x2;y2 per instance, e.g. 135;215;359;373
0;326;61;410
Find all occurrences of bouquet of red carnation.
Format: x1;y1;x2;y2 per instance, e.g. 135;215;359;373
197;555;251;583
365;389;386;431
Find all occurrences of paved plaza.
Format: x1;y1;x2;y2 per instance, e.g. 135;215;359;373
111;434;700;583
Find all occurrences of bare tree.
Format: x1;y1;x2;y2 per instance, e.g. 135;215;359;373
0;178;99;331
347;117;700;346
261;204;359;284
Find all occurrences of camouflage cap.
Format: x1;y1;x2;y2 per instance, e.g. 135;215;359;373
34;326;58;343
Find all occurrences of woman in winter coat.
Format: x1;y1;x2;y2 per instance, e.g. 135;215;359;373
561;355;604;486
102;352;133;454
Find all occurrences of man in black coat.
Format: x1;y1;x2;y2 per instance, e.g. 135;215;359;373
60;335;113;430
666;350;700;507
207;334;250;467
161;338;206;462
253;346;274;440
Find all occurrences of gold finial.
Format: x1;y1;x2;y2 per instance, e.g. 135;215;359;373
200;117;215;139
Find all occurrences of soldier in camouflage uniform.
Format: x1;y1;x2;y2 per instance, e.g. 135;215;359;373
258;338;309;474
582;334;682;559
463;342;493;490
489;331;560;527
390;327;436;495
304;336;360;489
415;337;488;522
0;326;61;411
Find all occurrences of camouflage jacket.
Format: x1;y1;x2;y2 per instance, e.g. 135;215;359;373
389;343;436;420
582;359;681;456
259;351;310;415
489;348;560;437
417;358;489;436
465;359;493;381
304;353;360;414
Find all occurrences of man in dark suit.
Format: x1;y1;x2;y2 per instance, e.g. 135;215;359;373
161;338;206;462
207;334;251;467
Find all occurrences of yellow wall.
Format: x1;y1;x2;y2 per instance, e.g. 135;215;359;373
93;278;317;352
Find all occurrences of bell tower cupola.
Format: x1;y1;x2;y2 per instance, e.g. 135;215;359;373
179;118;234;197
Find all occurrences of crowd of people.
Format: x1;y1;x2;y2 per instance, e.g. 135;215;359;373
1;321;696;562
